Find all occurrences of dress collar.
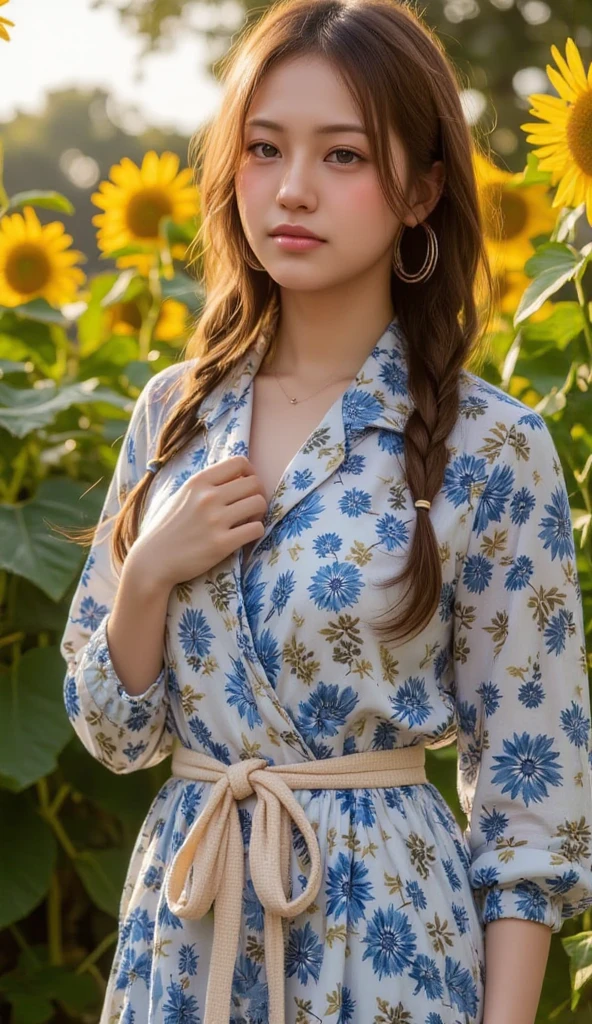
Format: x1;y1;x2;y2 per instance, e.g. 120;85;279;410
199;314;413;445
197;315;415;572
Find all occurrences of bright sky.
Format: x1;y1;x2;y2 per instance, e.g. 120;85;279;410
0;0;225;135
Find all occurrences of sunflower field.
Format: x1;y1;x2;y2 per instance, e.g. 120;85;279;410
0;2;591;1019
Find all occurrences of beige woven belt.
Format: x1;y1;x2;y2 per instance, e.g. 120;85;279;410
165;742;428;1024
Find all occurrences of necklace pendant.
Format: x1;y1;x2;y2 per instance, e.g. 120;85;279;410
290;397;297;404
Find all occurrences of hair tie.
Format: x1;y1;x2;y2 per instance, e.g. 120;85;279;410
414;499;431;510
146;457;165;475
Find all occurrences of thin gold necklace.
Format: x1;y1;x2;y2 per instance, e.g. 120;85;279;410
272;367;354;405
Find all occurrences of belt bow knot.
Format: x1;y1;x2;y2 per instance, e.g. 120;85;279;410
164;743;427;1024
226;756;268;800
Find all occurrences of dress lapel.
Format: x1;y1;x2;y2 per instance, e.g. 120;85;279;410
199;316;415;574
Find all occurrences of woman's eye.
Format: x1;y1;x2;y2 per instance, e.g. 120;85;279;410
248;142;278;158
247;143;361;165
328;148;361;165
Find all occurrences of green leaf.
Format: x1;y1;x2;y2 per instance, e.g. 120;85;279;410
514;244;587;325
515;346;571;399
100;269;147;308
7;993;54;1024
556;203;586;242
161;215;197;246
0;358;29;375
0;646;73;791
0;792;57;927
524;242;580;278
11;576;76;634
100;242;156;259
76;272;120;356
60;737;168;832
3;191;75;216
562;931;592;1001
122;360;154;390
521;302;585;353
7;298;69;325
518;152;554;187
0;378;130;437
161;270;203;310
79;335;139;378
0;476;104;600
0;959;97;1021
73;847;129;917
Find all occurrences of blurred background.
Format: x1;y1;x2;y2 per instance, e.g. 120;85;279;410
1;0;591;274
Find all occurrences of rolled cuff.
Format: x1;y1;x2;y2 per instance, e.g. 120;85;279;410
79;613;166;728
468;845;592;935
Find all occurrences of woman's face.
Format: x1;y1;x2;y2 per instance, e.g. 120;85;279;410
235;54;425;292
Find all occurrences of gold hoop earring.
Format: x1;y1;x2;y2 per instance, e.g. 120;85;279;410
238;234;266;272
392;221;439;283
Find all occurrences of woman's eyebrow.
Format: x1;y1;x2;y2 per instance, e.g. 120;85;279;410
245;117;367;135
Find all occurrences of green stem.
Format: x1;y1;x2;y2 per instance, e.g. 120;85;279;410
75;930;118;975
0;630;25;648
138;265;162;361
48;783;71;819
574;272;592;363
47;872;63;966
6;445;29;504
8;925;40;966
37;777;79;860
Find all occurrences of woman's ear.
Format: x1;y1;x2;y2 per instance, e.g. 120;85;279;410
405;160;446;226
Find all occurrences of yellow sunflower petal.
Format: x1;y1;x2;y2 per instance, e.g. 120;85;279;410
142;151;160;186
546;65;577;103
159;152;181;183
520;125;567;141
586;182;592;227
553;164;580;206
550;40;586;96
530;141;566;158
565;38;589;92
528;92;569;109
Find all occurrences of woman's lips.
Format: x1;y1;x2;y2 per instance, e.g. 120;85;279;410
269;234;326;250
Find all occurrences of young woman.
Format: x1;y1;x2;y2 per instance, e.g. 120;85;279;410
60;1;592;1022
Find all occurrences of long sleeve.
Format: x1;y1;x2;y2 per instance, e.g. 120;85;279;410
452;409;592;933
60;374;174;775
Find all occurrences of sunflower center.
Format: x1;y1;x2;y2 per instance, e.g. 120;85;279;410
116;300;143;330
126;188;174;239
566;90;592;176
482;184;528;241
6;242;51;295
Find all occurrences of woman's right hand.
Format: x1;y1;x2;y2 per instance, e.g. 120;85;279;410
128;455;268;589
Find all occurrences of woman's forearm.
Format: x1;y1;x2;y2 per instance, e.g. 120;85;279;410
482;917;552;1024
105;547;172;696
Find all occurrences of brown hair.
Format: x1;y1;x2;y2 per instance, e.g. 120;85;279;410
71;0;493;647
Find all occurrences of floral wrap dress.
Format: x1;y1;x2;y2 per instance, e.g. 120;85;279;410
61;316;592;1024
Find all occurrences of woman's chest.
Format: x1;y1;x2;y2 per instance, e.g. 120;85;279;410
240;375;354;564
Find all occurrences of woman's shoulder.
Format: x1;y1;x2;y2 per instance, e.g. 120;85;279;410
459;368;544;423
456;368;563;493
137;357;201;424
457;368;549;442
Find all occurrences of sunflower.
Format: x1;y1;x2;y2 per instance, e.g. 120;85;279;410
473;151;557;273
107;297;190;342
91;151;200;276
0;0;14;41
521;38;592;226
0;205;86;308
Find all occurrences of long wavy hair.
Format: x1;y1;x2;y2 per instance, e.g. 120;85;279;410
73;0;494;647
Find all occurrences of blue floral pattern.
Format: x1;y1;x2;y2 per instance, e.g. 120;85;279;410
61;317;592;1023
